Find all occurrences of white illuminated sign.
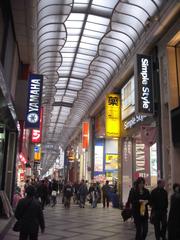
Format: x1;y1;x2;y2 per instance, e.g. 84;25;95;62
94;145;104;172
124;114;146;130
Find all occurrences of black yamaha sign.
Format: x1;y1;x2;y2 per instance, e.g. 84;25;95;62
25;74;43;128
135;54;154;115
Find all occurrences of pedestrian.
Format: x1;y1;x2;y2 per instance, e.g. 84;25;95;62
13;187;22;210
92;183;100;208
129;177;150;240
63;181;73;208
79;180;88;208
150;179;168;240
168;183;180;240
14;185;45;240
51;178;58;207
38;180;48;210
102;180;110;208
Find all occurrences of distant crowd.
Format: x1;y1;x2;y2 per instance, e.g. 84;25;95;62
13;178;118;210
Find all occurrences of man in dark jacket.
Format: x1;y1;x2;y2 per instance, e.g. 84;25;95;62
168;183;180;240
79;180;88;208
102;180;110;208
15;185;45;240
150;179;168;240
63;181;73;208
129;177;150;240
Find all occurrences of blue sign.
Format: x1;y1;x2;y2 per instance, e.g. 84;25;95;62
25;74;43;128
34;146;39;152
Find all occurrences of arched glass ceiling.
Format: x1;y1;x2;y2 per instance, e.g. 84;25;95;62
37;0;165;171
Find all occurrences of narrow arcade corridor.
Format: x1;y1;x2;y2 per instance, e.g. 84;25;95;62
4;199;154;240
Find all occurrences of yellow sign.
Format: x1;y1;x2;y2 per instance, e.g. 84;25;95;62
105;154;119;170
34;144;41;161
106;94;120;137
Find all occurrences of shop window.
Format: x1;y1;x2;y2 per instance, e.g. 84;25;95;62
121;76;135;120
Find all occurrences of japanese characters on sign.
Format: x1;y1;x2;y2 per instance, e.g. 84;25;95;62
105;94;120;137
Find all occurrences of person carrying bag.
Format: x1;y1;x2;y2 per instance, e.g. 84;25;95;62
14;185;45;240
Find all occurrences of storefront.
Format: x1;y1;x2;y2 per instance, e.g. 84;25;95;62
121;75;159;204
93;107;120;184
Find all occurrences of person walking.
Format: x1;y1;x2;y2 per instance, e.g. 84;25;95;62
63;181;73;208
150;179;168;240
51;178;58;207
168;183;180;240
129;177;150;240
38;180;48;210
102;180;110;208
92;183;101;208
15;185;45;240
79;180;88;208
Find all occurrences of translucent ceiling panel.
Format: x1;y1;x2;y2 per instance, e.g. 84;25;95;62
115;2;149;23
112;22;139;41
62;96;75;103
81;36;100;45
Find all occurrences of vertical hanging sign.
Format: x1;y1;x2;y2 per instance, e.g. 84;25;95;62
25;74;43;129
106;94;120;137
82;122;89;149
135;54;154;115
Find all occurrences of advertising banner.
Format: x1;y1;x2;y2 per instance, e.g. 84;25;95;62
31;107;43;143
34;144;41;161
134;139;150;185
105;154;118;171
105;94;120;137
135;54;154;115
82;122;89;149
94;145;104;172
25;74;43;129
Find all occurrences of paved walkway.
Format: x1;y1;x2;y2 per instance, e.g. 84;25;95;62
4;199;154;240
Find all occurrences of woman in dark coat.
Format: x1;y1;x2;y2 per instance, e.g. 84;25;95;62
129;177;150;240
15;185;45;240
168;183;180;240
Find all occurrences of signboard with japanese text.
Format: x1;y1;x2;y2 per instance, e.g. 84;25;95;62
31;107;43;143
105;94;120;137
82;122;89;149
25;74;43;128
135;54;154;115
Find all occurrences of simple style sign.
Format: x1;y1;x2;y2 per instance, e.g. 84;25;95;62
135;54;154;115
25;74;43;128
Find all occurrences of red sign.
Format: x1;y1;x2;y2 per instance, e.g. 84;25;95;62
82;122;89;149
20;172;25;181
31;107;43;143
19;153;27;164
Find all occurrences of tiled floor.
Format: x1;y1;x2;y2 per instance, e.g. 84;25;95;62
4;198;155;240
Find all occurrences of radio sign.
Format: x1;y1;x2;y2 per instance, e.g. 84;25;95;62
25;74;43;129
135;54;154;115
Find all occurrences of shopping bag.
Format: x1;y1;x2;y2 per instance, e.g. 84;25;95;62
13;220;21;232
51;191;57;197
121;208;132;222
